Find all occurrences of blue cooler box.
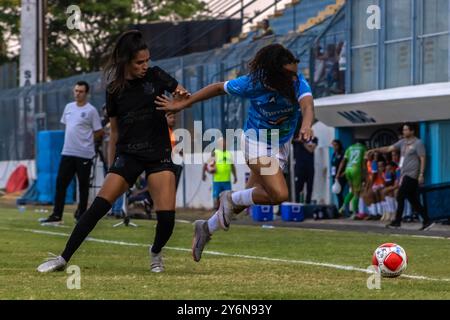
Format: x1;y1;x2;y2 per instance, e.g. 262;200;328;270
251;205;273;221
280;202;304;222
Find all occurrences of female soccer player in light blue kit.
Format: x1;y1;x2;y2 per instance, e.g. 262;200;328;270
155;44;315;262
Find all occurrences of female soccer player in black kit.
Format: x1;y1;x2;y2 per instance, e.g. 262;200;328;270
37;30;189;273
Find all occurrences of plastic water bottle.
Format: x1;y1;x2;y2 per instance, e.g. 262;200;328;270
261;224;275;229
18;205;26;213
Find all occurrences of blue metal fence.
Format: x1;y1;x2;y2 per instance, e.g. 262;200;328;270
0;3;345;161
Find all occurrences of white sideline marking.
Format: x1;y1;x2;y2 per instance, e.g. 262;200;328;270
175;219;191;224
2;226;450;283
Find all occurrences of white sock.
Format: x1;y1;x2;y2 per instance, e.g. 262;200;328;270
404;200;412;216
369;204;376;216
376;203;382;215
390;197;398;212
358;197;365;213
386;197;394;213
231;188;255;207
207;212;221;234
382;201;389;214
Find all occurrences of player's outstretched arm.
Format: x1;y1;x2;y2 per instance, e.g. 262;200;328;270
155;82;226;113
298;95;315;142
172;84;191;101
367;145;396;156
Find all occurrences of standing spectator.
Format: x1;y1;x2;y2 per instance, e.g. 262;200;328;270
368;123;434;231
202;138;237;210
324;44;337;91
313;44;325;82
331;139;346;209
369;159;386;220
312;43;326;96
337;41;346;93
293;136;318;204
252;19;274;41
39;81;103;224
336;140;367;217
380;161;398;222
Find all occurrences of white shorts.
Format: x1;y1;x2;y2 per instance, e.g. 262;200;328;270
240;134;291;170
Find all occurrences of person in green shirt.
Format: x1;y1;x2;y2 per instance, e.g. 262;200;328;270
335;140;367;217
202;138;237;209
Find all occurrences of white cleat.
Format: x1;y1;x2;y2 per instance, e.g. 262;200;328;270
150;247;164;273
192;220;211;262
217;191;234;231
37;253;67;273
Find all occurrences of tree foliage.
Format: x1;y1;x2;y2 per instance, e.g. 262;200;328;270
0;0;20;64
1;0;207;79
46;0;206;79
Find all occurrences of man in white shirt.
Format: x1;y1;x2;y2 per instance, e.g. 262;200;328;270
40;81;103;224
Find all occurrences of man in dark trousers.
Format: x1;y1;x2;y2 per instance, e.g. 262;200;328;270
40;81;103;225
293;136;318;204
368;122;434;231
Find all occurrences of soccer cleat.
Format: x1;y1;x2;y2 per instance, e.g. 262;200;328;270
419;221;435;231
39;214;63;226
192;220;211;262
217;191;234;231
347;213;356;220
74;209;83;222
150;248;164;273
37;253;67;273
386;221;401;229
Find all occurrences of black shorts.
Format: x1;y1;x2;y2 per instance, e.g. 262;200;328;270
109;153;176;187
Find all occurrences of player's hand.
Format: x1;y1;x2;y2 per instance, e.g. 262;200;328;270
202;174;206;181
298;125;313;142
233;177;237;184
155;94;187;113
172;89;191;101
418;174;425;185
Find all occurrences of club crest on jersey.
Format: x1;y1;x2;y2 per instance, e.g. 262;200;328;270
80;112;86;118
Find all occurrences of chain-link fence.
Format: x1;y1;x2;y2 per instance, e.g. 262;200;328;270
0;10;344;161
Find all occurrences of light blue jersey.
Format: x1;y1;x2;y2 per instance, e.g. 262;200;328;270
224;73;312;144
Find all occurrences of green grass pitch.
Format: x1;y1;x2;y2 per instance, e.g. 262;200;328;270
1;207;450;299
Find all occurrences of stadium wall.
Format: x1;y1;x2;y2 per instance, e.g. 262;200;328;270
0;160;36;190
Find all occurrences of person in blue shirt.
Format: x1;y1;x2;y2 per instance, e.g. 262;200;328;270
155;44;315;262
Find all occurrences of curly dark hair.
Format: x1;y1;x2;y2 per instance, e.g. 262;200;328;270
248;43;299;104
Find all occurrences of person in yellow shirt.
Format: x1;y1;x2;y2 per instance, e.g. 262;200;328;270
202;138;237;210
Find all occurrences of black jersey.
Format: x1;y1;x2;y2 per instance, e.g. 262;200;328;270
106;66;178;161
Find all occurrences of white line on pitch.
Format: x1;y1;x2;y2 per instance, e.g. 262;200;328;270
3;226;450;283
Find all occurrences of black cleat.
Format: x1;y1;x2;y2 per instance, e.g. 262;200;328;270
419;221;435;231
386;221;401;229
39;214;63;225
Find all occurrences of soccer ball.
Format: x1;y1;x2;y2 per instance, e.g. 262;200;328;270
372;243;408;278
206;158;216;174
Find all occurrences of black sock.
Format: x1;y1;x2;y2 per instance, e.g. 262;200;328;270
151;211;175;254
61;197;112;262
